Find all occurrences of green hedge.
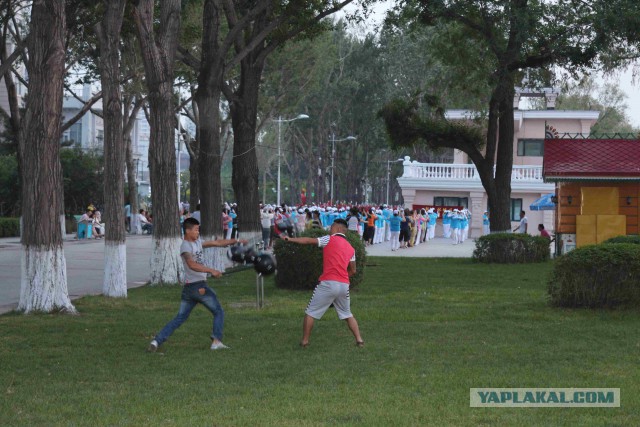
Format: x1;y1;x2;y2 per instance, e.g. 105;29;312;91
472;233;550;263
0;217;20;237
548;243;640;308
66;216;78;234
273;228;366;290
602;235;640;245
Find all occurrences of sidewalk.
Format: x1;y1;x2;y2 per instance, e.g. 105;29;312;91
0;234;154;315
365;235;476;258
0;233;476;315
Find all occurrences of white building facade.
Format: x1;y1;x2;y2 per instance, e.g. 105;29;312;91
397;107;600;237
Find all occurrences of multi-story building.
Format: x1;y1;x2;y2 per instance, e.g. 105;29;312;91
397;89;600;237
62;85;104;150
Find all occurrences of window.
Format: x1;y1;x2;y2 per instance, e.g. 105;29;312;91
510;198;523;221
517;139;544;156
434;197;468;208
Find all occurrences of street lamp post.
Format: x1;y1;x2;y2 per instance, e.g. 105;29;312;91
386;157;405;205
274;114;309;206
330;134;356;203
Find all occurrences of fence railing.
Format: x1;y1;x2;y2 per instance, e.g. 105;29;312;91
401;162;544;182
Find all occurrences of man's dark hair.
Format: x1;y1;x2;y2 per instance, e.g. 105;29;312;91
333;218;348;231
139;209;144;214
538;224;545;230
521;210;526;215
183;217;200;232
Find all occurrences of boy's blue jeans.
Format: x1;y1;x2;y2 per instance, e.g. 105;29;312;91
155;281;224;345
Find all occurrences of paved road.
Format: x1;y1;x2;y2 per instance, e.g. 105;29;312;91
0;235;153;314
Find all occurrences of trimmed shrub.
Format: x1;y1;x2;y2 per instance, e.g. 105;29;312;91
603;235;640;245
273;228;366;290
66;216;78;234
473;233;550;263
548;243;640;308
0;217;20;237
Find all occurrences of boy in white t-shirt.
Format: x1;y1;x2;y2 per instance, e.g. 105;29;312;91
147;218;247;352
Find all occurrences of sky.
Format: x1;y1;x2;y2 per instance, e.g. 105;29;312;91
343;1;640;128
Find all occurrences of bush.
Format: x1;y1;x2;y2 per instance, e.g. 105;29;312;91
548;244;640;308
273;228;366;290
602;235;640;245
66;216;78;234
0;217;20;237
472;233;550;263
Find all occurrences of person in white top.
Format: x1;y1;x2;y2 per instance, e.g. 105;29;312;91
513;210;528;234
260;207;274;249
138;209;153;234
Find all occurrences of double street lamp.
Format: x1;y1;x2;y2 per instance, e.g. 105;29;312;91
274;114;309;206
330;134;357;203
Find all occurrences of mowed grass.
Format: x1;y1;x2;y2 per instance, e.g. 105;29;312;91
1;257;639;426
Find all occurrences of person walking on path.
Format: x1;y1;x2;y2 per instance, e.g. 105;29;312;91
513;210;528;234
147;217;247;352
281;218;364;348
388;209;402;251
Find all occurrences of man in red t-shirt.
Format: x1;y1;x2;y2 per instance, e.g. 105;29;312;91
282;218;364;348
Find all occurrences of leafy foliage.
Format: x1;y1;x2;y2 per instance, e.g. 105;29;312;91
0;154;19;216
548;244;640;308
0;217;20;237
273;228;366;290
602;235;640;245
60;147;104;214
378;96;485;152
473;233;551;263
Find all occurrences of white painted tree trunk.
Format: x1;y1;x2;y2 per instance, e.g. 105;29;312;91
201;234;226;273
103;242;127;297
19;245;76;314
149;237;183;285
130;214;141;234
60;214;66;237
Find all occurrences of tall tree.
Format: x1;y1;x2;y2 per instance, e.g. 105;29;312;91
225;1;356;235
381;0;620;232
133;0;183;284
95;0;127;297
18;0;74;313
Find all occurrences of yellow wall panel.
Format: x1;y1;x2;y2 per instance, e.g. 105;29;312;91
581;187;619;215
576;215;597;247
596;215;627;243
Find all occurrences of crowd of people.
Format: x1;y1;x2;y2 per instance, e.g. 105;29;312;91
258;203;474;251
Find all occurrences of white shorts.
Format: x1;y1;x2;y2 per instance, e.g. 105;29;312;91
305;280;352;320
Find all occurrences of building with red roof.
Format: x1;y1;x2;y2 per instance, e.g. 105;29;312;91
543;138;640;252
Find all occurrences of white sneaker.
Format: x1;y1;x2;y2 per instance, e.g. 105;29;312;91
210;342;230;350
147;340;158;352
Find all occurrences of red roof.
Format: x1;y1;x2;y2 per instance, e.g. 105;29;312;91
543;139;640;180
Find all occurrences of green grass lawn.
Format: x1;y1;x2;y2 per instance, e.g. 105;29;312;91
1;258;638;426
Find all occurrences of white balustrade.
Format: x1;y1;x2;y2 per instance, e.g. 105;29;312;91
402;160;543;183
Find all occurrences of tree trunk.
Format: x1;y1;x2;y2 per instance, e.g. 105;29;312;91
125;97;144;235
189;154;199;213
96;0;127;298
18;0;74;314
195;92;225;271
125;134;140;234
134;0;183;285
229;54;265;244
489;75;516;233
196;0;225;271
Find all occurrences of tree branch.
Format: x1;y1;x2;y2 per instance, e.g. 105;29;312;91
60;89;103;133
